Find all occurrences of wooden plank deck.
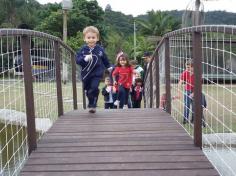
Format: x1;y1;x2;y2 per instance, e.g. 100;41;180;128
21;108;219;176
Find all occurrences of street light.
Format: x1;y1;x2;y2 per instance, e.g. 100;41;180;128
62;0;73;42
133;20;136;60
61;0;72;84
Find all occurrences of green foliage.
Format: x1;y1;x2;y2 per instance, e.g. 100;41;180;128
136;10;181;36
105;31;124;63
166;10;236;25
35;11;63;38
67;31;84;51
35;0;105;41
104;10;134;35
0;0;41;27
37;3;61;20
205;11;236;25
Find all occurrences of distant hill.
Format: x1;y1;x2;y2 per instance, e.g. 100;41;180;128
163;10;236;25
106;10;236;36
104;10;134;35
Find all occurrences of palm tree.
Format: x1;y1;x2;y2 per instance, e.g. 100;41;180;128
137;10;180;37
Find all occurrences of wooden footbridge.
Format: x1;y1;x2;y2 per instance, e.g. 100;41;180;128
21;109;218;176
2;25;236;176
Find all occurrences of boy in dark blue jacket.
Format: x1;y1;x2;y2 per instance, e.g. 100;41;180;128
76;26;112;113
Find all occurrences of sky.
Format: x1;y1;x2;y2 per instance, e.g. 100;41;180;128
36;0;236;17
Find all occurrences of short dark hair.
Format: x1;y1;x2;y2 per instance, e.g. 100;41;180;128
135;78;143;84
142;51;152;58
130;60;137;65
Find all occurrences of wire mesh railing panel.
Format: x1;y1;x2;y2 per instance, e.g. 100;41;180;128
60;47;82;111
152;57;157;108
169;34;194;137
0;29;79;175
144;68;151;108
76;67;83;109
163;26;236;176
159;44;166;110
201;29;236;176
31;36;58;139
0;34;28;176
61;47;74;113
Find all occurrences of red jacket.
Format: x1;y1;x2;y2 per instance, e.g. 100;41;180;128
180;70;194;91
112;66;133;89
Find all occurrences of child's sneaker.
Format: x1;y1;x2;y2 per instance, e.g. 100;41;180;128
114;100;120;106
89;108;96;113
123;105;128;109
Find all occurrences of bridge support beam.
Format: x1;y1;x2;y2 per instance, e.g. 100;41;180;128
165;38;171;114
54;41;64;116
192;31;202;148
154;51;160;108
22;35;37;154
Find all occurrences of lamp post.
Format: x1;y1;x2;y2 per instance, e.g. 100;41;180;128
193;0;201;26
61;0;72;84
134;20;136;60
62;0;73;42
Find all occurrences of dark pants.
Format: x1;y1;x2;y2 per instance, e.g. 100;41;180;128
104;103;114;109
117;85;129;108
84;76;100;108
132;100;141;108
191;93;206;127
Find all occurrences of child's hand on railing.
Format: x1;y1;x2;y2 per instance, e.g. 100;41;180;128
173;95;181;99
172;96;179;100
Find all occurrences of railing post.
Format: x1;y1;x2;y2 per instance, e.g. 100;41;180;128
21;35;37;154
82;83;86;109
192;31;202;147
149;60;153;108
54;41;63;116
154;51;160;108
71;53;78;110
165;37;171;114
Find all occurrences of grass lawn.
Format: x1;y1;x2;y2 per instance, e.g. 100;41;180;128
170;84;236;135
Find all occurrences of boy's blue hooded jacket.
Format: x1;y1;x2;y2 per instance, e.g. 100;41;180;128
76;44;110;81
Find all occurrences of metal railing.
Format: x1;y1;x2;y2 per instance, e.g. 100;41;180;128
0;29;82;175
144;25;236;176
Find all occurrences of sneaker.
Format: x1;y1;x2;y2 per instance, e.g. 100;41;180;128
114;100;120;106
190;119;194;124
123;105;128;109
183;119;188;124
89;108;96;113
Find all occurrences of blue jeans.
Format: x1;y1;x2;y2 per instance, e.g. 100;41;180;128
117;85;129;108
184;90;193;121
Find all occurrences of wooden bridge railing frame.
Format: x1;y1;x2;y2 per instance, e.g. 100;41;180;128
0;29;79;154
144;25;236;148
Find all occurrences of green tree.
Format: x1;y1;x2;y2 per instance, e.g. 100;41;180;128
67;31;84;51
104;10;133;35
36;0;105;41
137;10;181;36
0;0;41;27
36;11;63;38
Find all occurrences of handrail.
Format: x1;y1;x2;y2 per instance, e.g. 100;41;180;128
0;29;75;54
143;24;236;175
0;28;80;175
